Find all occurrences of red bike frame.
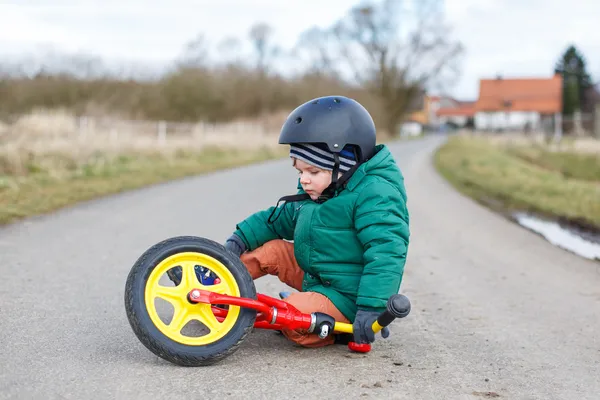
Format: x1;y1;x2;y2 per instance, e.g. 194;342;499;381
190;289;314;331
188;289;373;352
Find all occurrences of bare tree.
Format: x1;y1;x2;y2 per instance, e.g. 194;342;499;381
292;26;336;77
217;36;243;68
0;59;24;78
0;47;109;79
248;22;281;126
300;0;464;135
248;22;273;73
248;22;277;75
62;52;107;79
177;33;211;69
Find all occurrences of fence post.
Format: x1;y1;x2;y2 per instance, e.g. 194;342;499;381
110;128;119;143
594;104;600;139
553;112;562;143
78;116;88;140
157;121;167;145
573;109;584;136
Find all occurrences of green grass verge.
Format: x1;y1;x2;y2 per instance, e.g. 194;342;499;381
0;146;287;226
434;135;600;232
505;145;600;182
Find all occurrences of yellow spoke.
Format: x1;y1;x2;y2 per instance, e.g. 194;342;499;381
206;282;228;294
180;262;199;288
154;285;185;305
169;305;190;334
195;305;222;333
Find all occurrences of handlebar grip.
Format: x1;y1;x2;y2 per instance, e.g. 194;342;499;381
372;294;411;331
348;294;411;354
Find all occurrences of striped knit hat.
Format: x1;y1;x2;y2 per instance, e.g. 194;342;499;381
289;143;357;173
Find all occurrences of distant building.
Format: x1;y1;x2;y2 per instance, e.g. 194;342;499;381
435;98;476;128
406;94;475;131
473;74;563;134
406;94;436;127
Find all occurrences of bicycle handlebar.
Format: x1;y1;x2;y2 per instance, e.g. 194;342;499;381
346;293;411;352
371;293;411;333
331;293;411;335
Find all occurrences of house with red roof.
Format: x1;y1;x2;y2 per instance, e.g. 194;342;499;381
407;95;476;129
436;99;476;127
473;74;563;133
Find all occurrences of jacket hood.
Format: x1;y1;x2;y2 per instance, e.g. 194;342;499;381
345;144;404;193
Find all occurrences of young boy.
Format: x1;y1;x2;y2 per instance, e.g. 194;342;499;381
223;95;410;347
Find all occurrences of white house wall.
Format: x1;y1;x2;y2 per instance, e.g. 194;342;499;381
475;111;540;130
399;122;423;136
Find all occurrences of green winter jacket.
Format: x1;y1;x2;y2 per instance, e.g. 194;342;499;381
233;144;410;322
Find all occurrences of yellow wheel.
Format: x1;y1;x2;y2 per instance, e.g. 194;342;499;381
124;236;256;366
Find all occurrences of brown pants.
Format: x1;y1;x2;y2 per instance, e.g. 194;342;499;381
240;239;350;347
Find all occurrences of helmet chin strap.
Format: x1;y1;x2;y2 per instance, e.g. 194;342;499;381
316;152;341;203
268;153;362;224
318;145;365;202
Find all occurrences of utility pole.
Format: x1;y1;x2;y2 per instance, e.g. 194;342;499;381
594;103;600;139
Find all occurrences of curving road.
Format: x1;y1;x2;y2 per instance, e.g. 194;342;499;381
1;135;599;399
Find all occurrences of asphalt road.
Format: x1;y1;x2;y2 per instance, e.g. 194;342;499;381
1;135;598;400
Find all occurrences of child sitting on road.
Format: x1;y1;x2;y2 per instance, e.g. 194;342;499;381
223;95;410;347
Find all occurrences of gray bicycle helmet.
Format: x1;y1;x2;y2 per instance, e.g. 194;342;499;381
278;95;377;162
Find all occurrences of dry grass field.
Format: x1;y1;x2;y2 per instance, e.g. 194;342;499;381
0;109;288;225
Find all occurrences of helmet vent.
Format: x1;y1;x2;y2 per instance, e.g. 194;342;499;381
333;98;341;103
295;117;303;124
312;99;319;104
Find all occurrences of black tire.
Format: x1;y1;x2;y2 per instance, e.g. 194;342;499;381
124;236;257;367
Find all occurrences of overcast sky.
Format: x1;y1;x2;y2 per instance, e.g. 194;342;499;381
1;0;599;100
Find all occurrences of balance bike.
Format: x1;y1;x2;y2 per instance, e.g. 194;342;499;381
124;236;411;367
